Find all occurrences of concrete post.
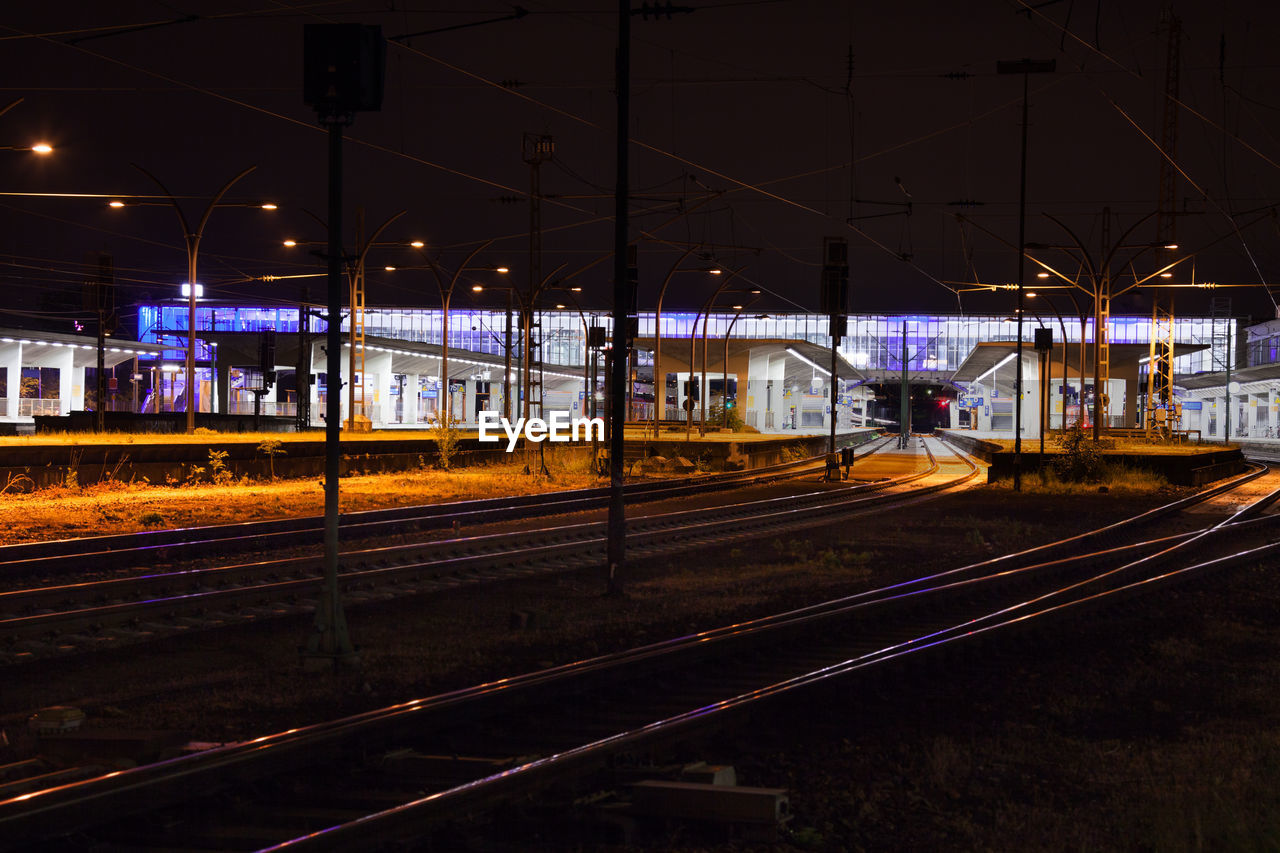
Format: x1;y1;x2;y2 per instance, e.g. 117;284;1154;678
0;342;20;421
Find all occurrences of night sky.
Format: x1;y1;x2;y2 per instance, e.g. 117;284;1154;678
2;1;1278;328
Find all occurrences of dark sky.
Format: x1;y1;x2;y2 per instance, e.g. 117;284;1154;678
2;1;1278;327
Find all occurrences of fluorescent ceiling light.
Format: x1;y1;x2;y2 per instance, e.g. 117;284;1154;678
974;352;1018;385
785;347;831;377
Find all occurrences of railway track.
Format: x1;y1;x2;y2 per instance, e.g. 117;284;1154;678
0;436;940;663
0;443;1274;851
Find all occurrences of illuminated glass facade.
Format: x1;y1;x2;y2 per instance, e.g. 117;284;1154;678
138;304;1235;378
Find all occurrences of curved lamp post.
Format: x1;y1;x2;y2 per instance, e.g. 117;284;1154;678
283;210;420;428
684;267;748;437
118;164;267;433
652;247;725;438
721;300;765;429
413;241;505;424
1026;285;1087;431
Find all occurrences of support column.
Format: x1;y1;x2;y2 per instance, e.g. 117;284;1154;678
53;348;76;416
0;342;20;421
745;349;769;432
365;351;393;426
767;354;786;431
403;372;419;424
70;365;87;414
216;362;231;415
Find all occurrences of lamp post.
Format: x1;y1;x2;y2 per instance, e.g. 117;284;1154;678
684;268;747;438
959;210;1187;442
1026;285;1093;432
1028;213;1182;441
410;243;506;424
546;287;594;419
721;305;764;429
997;58;1054;492
651;247;710;436
116;164;270;433
284;211;418;430
698;283;757;436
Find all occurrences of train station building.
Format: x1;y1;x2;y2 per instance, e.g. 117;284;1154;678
3;302;1278;441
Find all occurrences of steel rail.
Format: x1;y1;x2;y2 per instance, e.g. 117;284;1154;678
0;438;930;652
258;469;1280;851
0;449;1273;849
283;524;1280;853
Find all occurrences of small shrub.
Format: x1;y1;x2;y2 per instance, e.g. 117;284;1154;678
427;415;462;469
708;403;747;432
207;449;233;485
256;439;286;480
139;511;165;527
1052;425;1104;482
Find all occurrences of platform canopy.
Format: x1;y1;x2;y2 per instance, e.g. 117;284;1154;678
1178;362;1280;391
949;340;1207;384
201;331;584;382
0;328;169;368
633;337;865;383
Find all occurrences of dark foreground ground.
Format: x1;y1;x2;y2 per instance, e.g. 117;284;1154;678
4;484;1278;851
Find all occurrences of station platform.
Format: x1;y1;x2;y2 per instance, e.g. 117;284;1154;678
617;425;881;473
935;429;1246;486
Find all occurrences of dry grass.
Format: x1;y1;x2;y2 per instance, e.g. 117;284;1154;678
984;436;1221;456
993;463;1172;495
0;461;601;546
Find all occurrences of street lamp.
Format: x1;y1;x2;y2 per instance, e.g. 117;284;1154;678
651;248;724;440
397;242;506;425
114;164;272;433
721;302;764;429
1027;214;1188;441
1026;289;1086;432
0;142;52;154
687;268;749;437
283;209;418;429
283;215;430;428
544;285;594;423
469;281;526;422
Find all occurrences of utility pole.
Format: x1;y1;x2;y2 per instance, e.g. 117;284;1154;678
523;133;553;424
607;1;630;595
821;237;848;475
84;252;114;432
302;22;385;669
900;320;909;448
997;58;1055;491
296;288;312;431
